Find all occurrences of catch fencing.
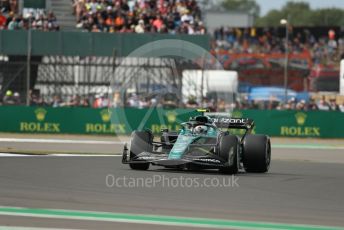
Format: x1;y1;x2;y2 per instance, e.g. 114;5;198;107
0;30;210;105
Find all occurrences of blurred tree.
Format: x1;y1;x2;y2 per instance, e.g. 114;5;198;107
255;9;284;27
255;1;344;26
310;8;344;26
221;0;260;18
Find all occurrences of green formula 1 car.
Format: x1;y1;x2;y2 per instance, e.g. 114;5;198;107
122;109;271;174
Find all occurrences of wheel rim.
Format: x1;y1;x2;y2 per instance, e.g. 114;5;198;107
266;140;271;169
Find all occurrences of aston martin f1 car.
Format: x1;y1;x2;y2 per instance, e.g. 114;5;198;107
122;110;271;174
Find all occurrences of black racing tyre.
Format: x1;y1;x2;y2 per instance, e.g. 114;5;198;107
218;134;239;174
130;163;150;170
243;134;271;173
129;131;152;170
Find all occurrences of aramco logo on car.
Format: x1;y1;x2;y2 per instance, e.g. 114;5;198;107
20;108;61;133
280;112;320;137
85;109;126;134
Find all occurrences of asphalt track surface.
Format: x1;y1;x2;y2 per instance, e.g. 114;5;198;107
0;137;344;229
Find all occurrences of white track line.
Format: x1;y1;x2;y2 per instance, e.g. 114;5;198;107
0;153;121;157
0;138;124;145
0;153;34;157
0;227;78;230
49;154;121;157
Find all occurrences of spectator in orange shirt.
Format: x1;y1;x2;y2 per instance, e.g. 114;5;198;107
105;16;114;27
93;95;102;108
152;14;163;32
114;13;124;30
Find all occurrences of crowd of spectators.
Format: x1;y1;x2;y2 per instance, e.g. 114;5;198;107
0;10;59;31
236;97;344;112
2;90;344;112
184;95;344;112
213;26;344;66
0;0;59;31
72;0;205;34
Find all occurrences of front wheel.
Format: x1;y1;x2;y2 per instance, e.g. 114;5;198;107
129;163;150;170
243;134;271;173
218;135;239;174
128;131;152;170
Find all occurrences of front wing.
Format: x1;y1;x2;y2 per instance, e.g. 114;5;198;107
122;146;231;169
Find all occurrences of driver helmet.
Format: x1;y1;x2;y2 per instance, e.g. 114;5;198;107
194;125;208;135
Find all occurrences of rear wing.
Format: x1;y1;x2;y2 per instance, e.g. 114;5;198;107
211;117;254;130
206;113;254;130
195;109;254;130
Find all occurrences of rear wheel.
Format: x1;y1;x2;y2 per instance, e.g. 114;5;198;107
243;134;271;173
218;134;239;174
129;131;152;170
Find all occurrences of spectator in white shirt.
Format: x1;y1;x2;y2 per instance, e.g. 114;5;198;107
135;19;145;33
181;10;194;24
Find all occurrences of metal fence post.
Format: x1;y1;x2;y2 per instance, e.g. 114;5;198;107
26;20;32;106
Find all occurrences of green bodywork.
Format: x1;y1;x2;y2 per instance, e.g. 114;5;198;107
168;125;218;160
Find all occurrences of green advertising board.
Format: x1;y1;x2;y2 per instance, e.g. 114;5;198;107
0;106;343;138
235;110;342;138
0;31;210;56
24;0;46;8
0;106;198;135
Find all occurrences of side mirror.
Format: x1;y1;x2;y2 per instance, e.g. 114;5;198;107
161;128;169;133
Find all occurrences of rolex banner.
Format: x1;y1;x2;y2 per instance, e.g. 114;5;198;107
237;110;343;138
0;106;198;135
0;106;343;138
